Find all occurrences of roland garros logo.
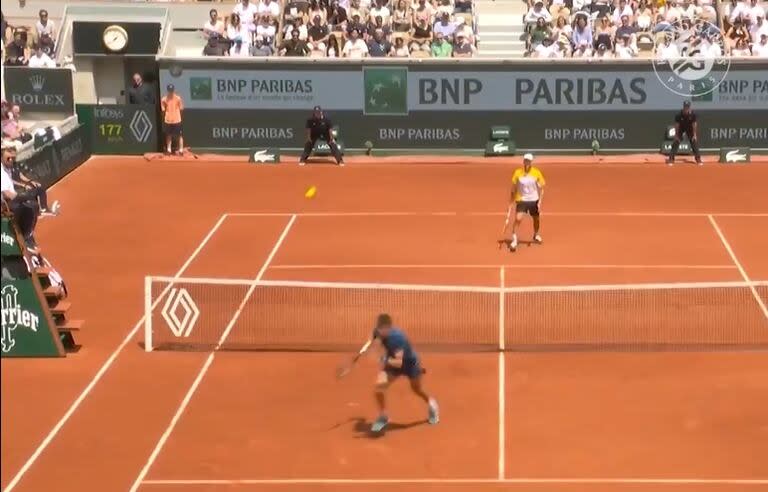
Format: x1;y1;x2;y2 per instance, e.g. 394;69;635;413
652;21;730;98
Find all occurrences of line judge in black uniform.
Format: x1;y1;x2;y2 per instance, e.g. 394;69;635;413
299;106;344;166
668;100;702;166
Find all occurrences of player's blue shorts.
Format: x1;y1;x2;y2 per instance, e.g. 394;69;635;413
385;360;423;380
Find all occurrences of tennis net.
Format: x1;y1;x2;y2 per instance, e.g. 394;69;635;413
144;276;768;352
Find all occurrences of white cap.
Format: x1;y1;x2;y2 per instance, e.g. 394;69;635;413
523;153;534;161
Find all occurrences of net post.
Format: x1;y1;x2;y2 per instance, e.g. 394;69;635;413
498;267;505;351
144;276;153;352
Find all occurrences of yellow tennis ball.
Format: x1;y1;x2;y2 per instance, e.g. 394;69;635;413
304;186;317;199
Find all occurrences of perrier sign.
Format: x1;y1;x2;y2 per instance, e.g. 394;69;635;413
1;217;64;357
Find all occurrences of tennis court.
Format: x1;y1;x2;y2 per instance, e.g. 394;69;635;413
2;156;768;492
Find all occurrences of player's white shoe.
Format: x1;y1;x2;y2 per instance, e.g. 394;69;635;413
509;237;518;252
533;233;543;244
428;398;440;425
298;161;306;166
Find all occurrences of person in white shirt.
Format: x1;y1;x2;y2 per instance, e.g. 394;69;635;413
204;9;226;39
750;15;768;40
525;1;553;25
256;15;277;43
35;10;56;40
370;0;392;24
679;0;697;21
342;28;369;57
533;38;563;57
656;35;680;59
258;0;282;20
728;0;749;24
572;40;593;57
665;0;683;22
595;42;613;58
611;0;634;25
27;45;56;68
233;0;259;27
748;0;766;23
227;13;253;56
697;35;723;57
284;18;309;41
615;34;637;57
753;33;768;56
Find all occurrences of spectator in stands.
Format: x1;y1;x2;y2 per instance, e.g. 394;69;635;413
553;16;572;49
430;31;453;56
327;35;342;56
259;0;282;20
203;9;225;39
525;1;553;25
725;18;750;51
226;13;252;57
347;13;367;37
1;11;9;46
591;0;612;18
434;12;458;39
595;42;613;57
615;33;638;57
128;73;155;105
636;2;653;30
731;37;752;55
368;15;392;37
453;32;476;56
5;31;28;66
308;16;331;51
534;36;562;57
161;85;184;155
234;0;259;27
392;0;412;31
27;44;55;68
572;39;593;56
391;35;410;56
679;0;697;21
724;0;747;28
1;148;39;252
342;27;369;56
280;29;311;55
571;14;593;50
549;0;570;21
751;13;768;40
656;33;681;58
594;16;614;50
455;0;473;13
753;32;768;56
256;14;277;44
251;35;275;56
370;0;392;24
455;21;475;43
286;17;310;41
528;17;553;53
3;147;59;217
349;0;369;22
309;0;329;24
38;32;54;57
413;0;436;27
436;0;454;16
410;17;433;51
615;15;637;43
328;1;349;30
284;0;308;22
368;29;392;55
203;33;228;56
749;0;766;23
35;10;55;43
2;105;32;145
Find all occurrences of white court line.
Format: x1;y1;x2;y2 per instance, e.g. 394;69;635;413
497;267;505;480
129;214;298;492
141;478;768;485
707;215;768;321
269;264;737;270
227;211;768;218
2;213;230;492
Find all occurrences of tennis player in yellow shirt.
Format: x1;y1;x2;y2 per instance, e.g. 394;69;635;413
503;153;545;252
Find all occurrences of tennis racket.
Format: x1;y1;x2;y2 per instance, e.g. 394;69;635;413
335;338;373;380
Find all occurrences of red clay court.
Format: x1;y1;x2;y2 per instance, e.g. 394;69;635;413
2;155;768;492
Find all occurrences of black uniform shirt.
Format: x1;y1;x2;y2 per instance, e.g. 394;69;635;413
306;115;333;139
675;110;697;131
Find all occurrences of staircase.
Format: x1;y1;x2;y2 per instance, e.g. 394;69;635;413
475;0;528;58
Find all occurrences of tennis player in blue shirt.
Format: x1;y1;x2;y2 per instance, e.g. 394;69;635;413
337;314;440;433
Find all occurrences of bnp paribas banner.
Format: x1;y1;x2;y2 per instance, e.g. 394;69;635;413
160;61;768;113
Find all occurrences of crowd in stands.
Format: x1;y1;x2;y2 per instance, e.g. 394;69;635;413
2;9;57;66
523;0;768;58
201;0;476;57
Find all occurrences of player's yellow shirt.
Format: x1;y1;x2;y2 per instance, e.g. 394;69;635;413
511;167;545;202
